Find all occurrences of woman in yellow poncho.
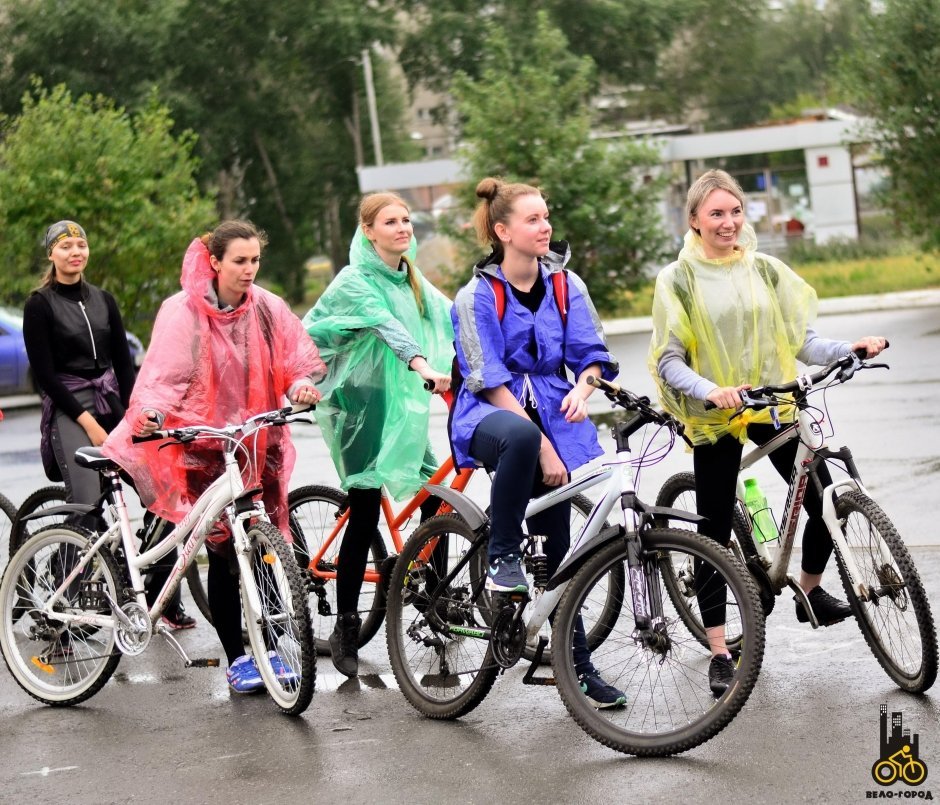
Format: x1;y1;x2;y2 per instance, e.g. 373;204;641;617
648;170;886;696
303;192;454;677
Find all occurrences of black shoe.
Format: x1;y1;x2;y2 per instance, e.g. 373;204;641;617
708;654;735;698
795;586;852;626
329;612;361;677
161;602;197;630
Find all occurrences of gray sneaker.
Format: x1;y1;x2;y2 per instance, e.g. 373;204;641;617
485;554;529;593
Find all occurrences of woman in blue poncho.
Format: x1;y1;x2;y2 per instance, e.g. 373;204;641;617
303;192;454;677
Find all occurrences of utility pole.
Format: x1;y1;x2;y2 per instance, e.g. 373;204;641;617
362;48;384;167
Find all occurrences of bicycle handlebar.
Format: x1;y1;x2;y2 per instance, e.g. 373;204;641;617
131;403;314;444
702;343;890;413
587;375;683;431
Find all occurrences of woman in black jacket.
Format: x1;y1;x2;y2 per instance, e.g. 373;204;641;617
23;220;194;629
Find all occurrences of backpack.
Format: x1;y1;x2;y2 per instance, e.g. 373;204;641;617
449;270;569;404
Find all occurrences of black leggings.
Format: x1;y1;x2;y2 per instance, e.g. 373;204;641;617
335;487;442;616
694;423;835;628
207;547;244;665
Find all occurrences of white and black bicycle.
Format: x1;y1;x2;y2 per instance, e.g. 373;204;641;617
0;405;316;715
655;349;937;693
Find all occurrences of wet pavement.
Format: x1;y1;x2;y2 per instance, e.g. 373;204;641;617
0;303;938;803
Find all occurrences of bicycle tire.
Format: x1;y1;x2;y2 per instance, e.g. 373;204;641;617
184;550;212;623
515;493;623;665
241;520;316;716
0;491;16;567
654;472;773;647
287;484;388;655
10;485;68;556
833;491;937;693
386;514;500;719
0;524;123;706
551;527;765;756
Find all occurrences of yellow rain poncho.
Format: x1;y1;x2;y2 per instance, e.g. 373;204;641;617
303;228;454;498
648;224;816;445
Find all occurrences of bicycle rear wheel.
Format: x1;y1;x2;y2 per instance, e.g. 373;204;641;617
0;525;122;706
386;514;500;719
241;521;316;716
654;472;773;645
834;491;937;693
10;485;68;556
0;492;15;566
288;485;388;654
552;527;765;756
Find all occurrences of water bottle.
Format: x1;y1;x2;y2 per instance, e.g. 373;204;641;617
743;478;779;544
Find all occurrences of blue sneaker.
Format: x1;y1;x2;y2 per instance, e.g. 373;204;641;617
266;650;299;686
226;654;264;694
579;670;627;709
485;553;529;593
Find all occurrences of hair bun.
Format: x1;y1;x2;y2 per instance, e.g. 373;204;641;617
475;177;502;201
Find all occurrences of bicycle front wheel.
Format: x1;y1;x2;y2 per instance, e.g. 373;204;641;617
834;491;937;693
552;527;765;756
0;525;122;706
241;521;316;716
386;514;499;719
288;485;388;654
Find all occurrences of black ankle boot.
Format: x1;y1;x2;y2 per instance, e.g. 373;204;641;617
329;612;361;677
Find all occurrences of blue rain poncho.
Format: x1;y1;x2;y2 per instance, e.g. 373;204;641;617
303;229;454;498
648;224;816;445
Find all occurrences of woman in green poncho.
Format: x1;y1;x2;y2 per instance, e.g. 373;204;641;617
649;169;887;699
303;192;454;677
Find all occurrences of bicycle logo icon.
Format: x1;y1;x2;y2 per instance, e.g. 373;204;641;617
872;704;929;787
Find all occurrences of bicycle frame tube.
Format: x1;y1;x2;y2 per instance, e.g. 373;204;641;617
307;457;476;585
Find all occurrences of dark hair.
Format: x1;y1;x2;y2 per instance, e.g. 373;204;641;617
200;220;268;261
471;177;543;254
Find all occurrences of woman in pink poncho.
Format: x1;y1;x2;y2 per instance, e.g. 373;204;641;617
104;220;325;693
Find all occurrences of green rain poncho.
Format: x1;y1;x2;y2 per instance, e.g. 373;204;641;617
648;224;816;446
303;228;454;498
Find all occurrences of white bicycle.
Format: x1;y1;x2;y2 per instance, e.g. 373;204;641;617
385;378;766;756
0;405;316;715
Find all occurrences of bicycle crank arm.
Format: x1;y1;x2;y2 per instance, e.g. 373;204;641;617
157;625;220;667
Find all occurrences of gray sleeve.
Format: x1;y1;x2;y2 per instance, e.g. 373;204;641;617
797;327;852;366
368;320;424;365
658;334;717;400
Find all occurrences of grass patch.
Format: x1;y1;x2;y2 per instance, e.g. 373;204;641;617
609;250;940;319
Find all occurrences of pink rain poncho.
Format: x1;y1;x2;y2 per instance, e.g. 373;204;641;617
103;238;325;542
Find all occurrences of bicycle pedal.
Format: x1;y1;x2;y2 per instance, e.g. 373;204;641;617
187;658;221;668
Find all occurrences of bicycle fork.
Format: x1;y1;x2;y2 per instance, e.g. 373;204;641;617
621;495;670;656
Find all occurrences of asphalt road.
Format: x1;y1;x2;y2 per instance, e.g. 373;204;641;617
0;304;938;804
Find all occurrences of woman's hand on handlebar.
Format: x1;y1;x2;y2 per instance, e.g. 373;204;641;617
705;384;751;411
539;438;567;486
133;408;161;438
850;336;888;359
289;384;321;406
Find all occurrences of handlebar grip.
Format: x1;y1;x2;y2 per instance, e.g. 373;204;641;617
423;379;435;391
703;400;717;411
132;430;168;443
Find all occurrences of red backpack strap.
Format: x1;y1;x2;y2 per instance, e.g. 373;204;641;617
492;279;506;321
551;270;568;326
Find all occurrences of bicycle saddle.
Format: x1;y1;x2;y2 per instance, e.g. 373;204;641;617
74;446;119;471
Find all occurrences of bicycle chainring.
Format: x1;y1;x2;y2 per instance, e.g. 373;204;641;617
114;601;152;655
490;604;526;669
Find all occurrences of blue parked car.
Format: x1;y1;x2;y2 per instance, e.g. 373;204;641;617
0;304;145;395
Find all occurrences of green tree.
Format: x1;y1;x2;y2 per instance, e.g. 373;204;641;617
0;84;216;333
449;12;668;312
839;0;940;248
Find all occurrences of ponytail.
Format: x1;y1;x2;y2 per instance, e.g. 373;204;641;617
471;177;543;257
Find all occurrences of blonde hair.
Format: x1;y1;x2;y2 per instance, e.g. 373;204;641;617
359;192;424;315
686;169;746;234
472;177;543;257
